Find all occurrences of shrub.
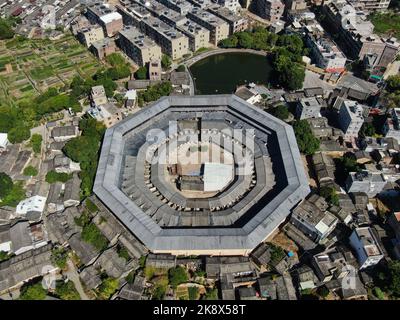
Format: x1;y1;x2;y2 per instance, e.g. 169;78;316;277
161;54;172;69
188;286;199;300
176;65;185;72
8;126;30;143
97;277;119;300
51;247;68;269
45;170;71;183
55;280;80;300
30;134;42;154
85;198;99;213
135;66;147;80
293;120;320;155
23;166;38;177
81;223;109;251
168;266;188;288
0;172;13;199
19;282;47;300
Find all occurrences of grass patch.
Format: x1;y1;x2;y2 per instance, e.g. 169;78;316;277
369;12;400;38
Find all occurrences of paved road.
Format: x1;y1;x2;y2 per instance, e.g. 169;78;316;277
65;259;90;300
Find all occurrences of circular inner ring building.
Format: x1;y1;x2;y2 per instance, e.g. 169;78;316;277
94;95;310;255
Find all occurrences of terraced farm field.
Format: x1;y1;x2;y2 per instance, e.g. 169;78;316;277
0;34;103;108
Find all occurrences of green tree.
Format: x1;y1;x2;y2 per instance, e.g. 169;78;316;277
270;105;289;120
8;126;30;143
19;282;47;300
360;122;375;137
135;66;148;80
386;74;400;93
55;280;80;300
0;18;14;40
0;181;25;207
0;250;9;262
161;54;172;70
30;134;42;154
152;284;166;300
237;32;254;48
176;65;186;72
85;199;99;213
293;120;320;155
320;186;339;206
188;286;199;300
98;277;119;300
339;154;361;176
0;112;16;132
81;223;109;251
219;35;238;48
203;287;218;300
388;261;400;298
0;172;13;199
23;166;38;177
317;286;330;299
45;171;72;183
51;247;68;269
168;266;189;288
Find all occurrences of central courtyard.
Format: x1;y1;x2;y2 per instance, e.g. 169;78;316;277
94;95;310;255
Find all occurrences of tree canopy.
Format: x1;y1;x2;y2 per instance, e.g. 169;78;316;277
168;266;189;288
97;277;119;300
320;186;339;206
19;282;47;300
0;172;13;199
55;280;80;300
269;104;289;120
293;120;320;155
30;134;42;154
7;125;30;143
63;117;106;196
161;54;172;70
135;66;148;80
0;18;15;40
23;166;38;177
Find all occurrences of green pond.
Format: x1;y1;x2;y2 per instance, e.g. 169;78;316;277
189;52;273;94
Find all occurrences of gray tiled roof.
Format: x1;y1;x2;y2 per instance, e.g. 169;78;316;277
94;95;310;253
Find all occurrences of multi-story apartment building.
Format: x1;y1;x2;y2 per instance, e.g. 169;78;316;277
138;0;170;17
159;8;188;27
345;171;387;196
177;19;211;51
149;59;162;80
349;227;384;269
291;195;338;243
347;0;391;12
255;0;284;23
187;8;230;45
213;0;242;13
116;2;151;27
90;38;117;60
296;97;322;120
383;108;400;143
187;0;213;8
338;99;365;140
322;0;399;69
305;33;347;73
156;0;194;14
86;3;123;37
140;15;189;59
77;24;104;47
284;0;307;11
206;5;248;34
118;26;162;66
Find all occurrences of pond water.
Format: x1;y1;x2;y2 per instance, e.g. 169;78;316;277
189;52;273;94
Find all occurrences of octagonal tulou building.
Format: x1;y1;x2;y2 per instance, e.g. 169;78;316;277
94;95;310;256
